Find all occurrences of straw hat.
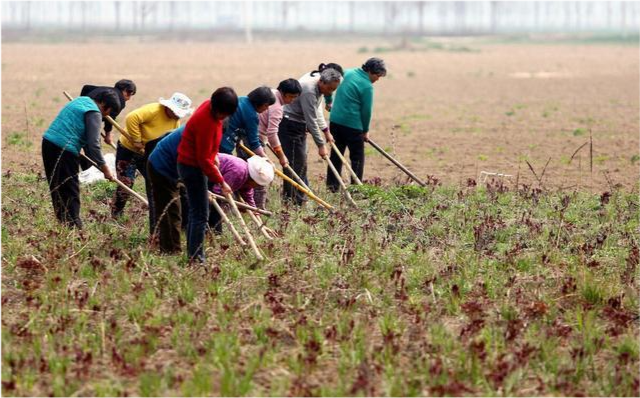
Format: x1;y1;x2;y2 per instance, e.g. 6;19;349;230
159;92;193;118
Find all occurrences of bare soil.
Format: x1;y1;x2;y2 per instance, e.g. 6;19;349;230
2;39;638;191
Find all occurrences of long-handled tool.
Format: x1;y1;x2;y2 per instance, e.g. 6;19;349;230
224;192;264;261
265;142;313;192
63;91;142;154
329;141;363;186
209;191;272;216
209;194;246;246
80;154;149;206
64;92;148;205
322;155;358;207
367;139;426;187
238;196;277;240
238;142;334;211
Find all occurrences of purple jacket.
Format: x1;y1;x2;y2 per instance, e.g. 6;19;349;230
211;153;256;207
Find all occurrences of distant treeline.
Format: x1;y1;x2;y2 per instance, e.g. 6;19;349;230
2;1;639;37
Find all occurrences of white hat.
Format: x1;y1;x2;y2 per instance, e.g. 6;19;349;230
159;92;194;118
247;156;275;186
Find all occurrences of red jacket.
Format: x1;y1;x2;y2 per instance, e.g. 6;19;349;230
177;99;224;184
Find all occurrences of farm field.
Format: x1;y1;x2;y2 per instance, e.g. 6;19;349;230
1;37;639;396
2;38;639;190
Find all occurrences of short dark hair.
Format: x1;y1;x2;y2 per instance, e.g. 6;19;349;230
93;89;121;114
114;79;137;95
362;58;387;77
277;79;302;96
247;86;276;109
210;87;238;117
311;62;344;77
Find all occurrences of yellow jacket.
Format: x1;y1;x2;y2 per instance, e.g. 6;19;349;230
121;103;180;152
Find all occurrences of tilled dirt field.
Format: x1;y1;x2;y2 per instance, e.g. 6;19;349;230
2;38;638;191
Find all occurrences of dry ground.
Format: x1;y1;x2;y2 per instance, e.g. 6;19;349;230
2;37;638;191
1;36;639;397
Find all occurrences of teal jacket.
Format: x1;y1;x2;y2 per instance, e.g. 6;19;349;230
220;96;261;153
43;97;100;155
330;68;374;133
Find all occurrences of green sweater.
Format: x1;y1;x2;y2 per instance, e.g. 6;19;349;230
330;68;374;133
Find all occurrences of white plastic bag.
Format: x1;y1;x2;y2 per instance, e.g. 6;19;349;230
79;153;116;185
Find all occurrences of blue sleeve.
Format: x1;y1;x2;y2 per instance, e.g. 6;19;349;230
244;107;261;151
219;113;238;153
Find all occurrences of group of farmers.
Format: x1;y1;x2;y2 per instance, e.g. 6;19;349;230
41;58;387;264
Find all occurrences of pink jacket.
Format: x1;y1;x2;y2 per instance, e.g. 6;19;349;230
258;89;284;149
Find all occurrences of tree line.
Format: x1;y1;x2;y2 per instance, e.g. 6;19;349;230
3;1;639;36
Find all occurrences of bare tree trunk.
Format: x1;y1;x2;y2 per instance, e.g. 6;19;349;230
607;1;613;30
416;1;425;34
244;0;253;44
56;2;63;27
168;1;176;31
490;1;498;33
621;2;627;38
68;1;73;29
114;1;120;30
564;2;571;31
132;1;138;31
152;2;159;29
637;3;640;33
11;2;18;25
544;0;558;28
81;2;87;32
141;2;146;31
585;2;593;30
384;1;397;34
282;1;288;28
185;1;191;28
454;1;465;35
348;1;355;33
23;1;31;30
438;2;447;34
139;2;157;36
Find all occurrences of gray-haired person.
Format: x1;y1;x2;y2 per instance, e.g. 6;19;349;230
277;68;342;205
327;58;387;192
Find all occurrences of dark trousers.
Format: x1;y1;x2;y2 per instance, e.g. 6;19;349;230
42;138;83;229
147;162;182;254
326;122;365;193
112;142;155;230
178;163;209;263
208;202;223;234
205;178;227;235
278;117;308;206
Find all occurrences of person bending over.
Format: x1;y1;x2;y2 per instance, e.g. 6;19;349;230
278;68;342;206
177;88;238;264
42;90;119;229
111;92;193;229
254;78;302;209
327;58;387;192
219;86;275;158
207;154;274;233
80;79;136;146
